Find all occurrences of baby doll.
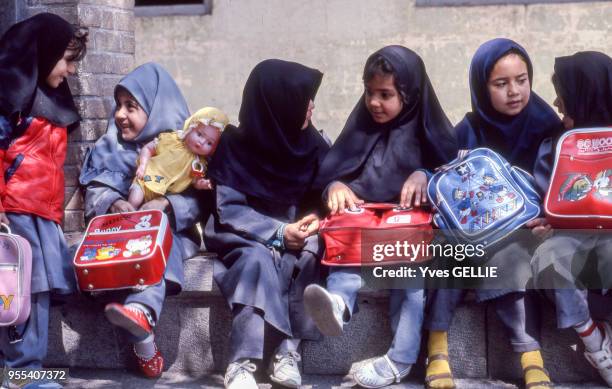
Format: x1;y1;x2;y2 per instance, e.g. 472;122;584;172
128;106;228;208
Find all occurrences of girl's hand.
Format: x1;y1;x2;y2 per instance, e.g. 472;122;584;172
526;217;553;240
110;199;136;213
400;170;428;208
283;222;309;251
140;197;170;212
298;213;320;236
327;181;364;215
0;212;10;226
192;178;213;190
135;165;146;180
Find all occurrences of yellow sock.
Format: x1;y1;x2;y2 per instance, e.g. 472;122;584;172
425;331;455;389
520;350;551;389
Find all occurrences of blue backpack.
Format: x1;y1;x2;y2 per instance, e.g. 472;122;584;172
427;148;541;247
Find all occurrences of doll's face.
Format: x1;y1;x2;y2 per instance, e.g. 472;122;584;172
364;74;403;124
114;89;148;141
301;99;315;130
46;48;78;88
487;53;531;116
184;123;221;157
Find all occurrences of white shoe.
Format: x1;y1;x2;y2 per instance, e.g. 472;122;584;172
353;355;411;388
584;321;612;387
303;284;345;336
269;351;302;388
224;359;258;389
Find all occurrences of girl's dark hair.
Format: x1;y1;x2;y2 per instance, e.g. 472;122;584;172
363;54;408;104
66;27;89;61
499;48;530;74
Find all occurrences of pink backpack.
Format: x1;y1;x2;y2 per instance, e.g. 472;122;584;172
0;224;32;326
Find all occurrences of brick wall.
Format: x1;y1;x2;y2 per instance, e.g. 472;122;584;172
1;0;136;234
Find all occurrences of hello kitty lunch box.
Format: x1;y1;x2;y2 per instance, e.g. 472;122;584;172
73;210;172;292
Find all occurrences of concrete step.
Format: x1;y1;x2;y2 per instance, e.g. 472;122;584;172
44;255;609;386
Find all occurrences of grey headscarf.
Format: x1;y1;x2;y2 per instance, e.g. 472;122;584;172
79;62;190;196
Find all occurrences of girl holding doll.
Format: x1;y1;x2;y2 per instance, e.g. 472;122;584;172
79;62;202;379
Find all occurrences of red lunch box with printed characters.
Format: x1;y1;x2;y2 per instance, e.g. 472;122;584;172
73;210;172;292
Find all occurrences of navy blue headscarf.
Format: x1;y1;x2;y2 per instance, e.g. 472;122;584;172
456;38;562;172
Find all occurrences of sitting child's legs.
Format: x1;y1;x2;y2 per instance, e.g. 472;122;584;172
424;289;466;389
493;292;551;389
104;280;166;378
354;289;424;388
303;267;361;336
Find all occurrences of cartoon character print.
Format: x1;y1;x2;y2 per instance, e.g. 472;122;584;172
123;235;153;258
79;247;97;262
593;169;612;201
135;214;152;230
95;246;121;260
452;188;478;224
480;174;516;203
559;174;592;202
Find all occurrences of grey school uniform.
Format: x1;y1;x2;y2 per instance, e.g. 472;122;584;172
0;214;75;368
531;231;612;328
84;183;201;334
204;184;321;363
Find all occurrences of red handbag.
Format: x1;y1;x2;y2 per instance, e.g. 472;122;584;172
319;203;434;266
73;210;172;292
544;128;612;229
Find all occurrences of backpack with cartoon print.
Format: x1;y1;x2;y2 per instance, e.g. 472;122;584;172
427;148;541;248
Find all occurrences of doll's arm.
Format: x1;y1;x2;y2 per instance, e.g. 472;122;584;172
135;139;158;180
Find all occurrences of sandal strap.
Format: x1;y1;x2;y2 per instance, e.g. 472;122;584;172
523;365;551;377
383;355;401;383
428;353;450;363
525;381;554;389
425;372;454;384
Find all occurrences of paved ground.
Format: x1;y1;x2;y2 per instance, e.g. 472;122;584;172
57;369;609;389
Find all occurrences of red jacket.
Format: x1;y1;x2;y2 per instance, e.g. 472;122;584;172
0;117;67;224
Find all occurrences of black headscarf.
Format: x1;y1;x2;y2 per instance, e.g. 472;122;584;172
0;13;79;127
314;45;456;203
455;38;562;171
533;51;612;194
208;59;328;205
554;51;612;128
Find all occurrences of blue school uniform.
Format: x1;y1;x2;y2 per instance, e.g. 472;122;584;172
424;38;562;352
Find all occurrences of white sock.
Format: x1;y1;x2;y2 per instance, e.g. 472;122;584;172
134;333;156;360
575;318;604;352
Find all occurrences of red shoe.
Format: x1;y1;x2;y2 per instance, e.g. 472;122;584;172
104;303;153;338
134;343;164;378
